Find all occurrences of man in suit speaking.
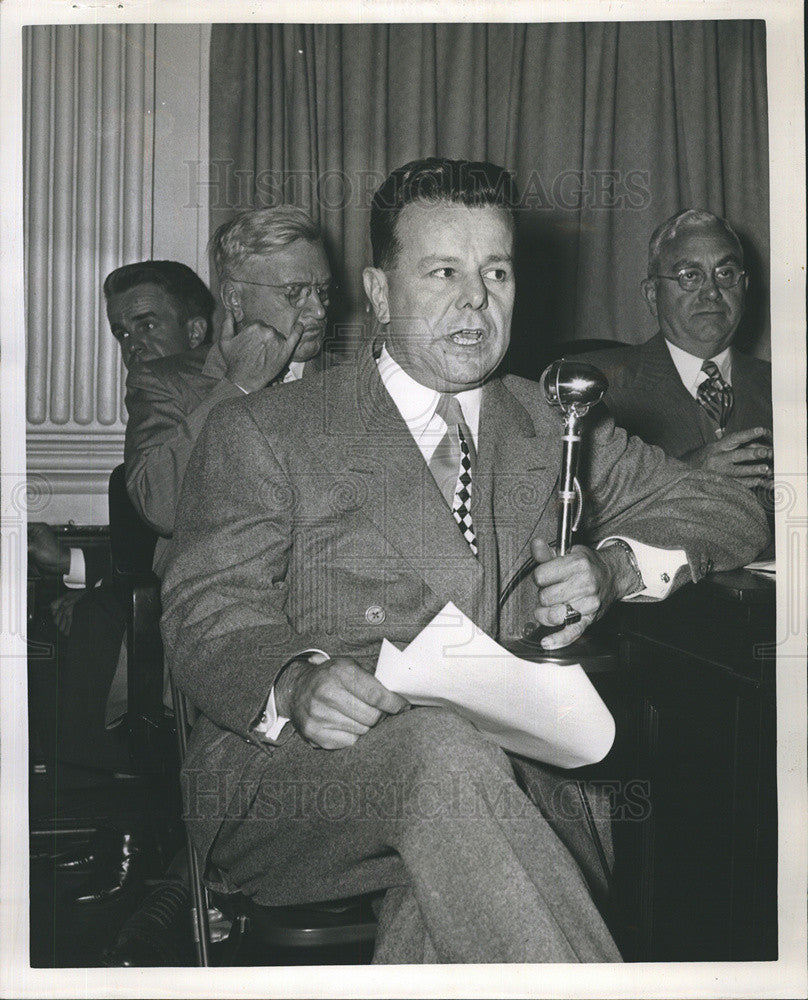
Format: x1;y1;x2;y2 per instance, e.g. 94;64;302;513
161;160;769;963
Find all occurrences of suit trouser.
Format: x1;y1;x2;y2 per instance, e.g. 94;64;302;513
208;706;621;964
29;584;132;775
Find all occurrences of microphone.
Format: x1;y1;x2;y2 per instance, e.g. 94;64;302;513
541;360;608;557
497;358;607;619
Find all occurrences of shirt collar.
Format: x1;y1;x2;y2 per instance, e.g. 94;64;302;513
664;338;733;398
376;344;481;445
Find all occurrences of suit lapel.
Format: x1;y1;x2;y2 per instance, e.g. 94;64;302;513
478;378;558;629
727;351;764;433
310;342;484;619
633;333;708;454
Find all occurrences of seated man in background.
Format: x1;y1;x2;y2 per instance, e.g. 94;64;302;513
27;260;216;636
161;159;769;963
577;210;773;498
124;206;333;576
27;260;215;903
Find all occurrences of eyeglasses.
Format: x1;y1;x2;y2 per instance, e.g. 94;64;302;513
654;265;746;293
231;278;337;308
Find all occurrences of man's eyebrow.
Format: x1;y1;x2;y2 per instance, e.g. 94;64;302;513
418;255;463;266
670;253;742;270
483;253;513;265
417;253;513;266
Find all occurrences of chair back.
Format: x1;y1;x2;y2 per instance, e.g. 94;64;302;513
554;338;627;357
109;464;158;575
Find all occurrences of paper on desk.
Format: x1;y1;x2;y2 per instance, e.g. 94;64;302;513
375;603;615;769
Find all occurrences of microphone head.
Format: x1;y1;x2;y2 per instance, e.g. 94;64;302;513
541;359;608;412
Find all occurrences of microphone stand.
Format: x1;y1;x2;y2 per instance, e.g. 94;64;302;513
498;359;607;626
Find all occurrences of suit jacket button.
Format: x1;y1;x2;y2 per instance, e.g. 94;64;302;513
365;606;386;625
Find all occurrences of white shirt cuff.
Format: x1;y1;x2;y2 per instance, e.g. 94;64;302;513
255;687;290;741
253;649;330;742
63;547;86;589
598;536;687;601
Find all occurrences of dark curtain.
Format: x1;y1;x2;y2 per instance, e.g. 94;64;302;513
209;21;770;372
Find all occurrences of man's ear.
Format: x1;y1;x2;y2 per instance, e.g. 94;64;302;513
641;277;658;318
362;267;390;325
220;281;244;323
185;316;208;349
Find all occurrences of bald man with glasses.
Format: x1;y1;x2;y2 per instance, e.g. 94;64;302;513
577;209;773;496
124;206;333;576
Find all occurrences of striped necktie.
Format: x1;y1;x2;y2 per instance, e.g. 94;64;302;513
428;394;478;556
697;360;734;432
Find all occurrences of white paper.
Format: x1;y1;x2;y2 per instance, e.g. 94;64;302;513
375;603;615;769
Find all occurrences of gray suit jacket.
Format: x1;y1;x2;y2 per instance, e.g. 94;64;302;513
160;340;769;868
576;332;772;458
124;343;244;577
125;342;325;577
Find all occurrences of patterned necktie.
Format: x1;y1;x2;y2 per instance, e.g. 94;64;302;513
697;360;734;431
428;394;478;556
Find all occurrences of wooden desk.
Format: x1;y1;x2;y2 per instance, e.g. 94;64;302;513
609;570;777;961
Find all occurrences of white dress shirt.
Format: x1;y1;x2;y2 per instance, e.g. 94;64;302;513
665;340;732;399
64;548;87;588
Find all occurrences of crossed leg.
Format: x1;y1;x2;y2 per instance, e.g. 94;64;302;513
209;706;621;964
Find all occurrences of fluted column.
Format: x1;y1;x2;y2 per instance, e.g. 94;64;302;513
24;24;156;521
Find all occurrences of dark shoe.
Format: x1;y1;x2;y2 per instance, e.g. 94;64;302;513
53;827;123;873
69;832;144;906
101;881;195;966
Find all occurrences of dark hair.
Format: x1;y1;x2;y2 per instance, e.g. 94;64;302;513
370;158;519;269
103;260;216;336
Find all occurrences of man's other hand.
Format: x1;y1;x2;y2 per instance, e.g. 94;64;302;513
274;656;409;750
219;310;305;394
28;523;70;575
682;427;773;487
531;538;638;650
50;589;85;636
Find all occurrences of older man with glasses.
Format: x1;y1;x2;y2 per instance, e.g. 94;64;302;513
124;206;334;577
577;209;773;495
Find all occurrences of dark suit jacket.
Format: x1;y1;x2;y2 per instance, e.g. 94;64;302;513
577;332;772;458
160;340;769;869
79;545;110;588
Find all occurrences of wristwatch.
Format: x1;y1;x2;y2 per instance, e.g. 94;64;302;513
601;538;645;596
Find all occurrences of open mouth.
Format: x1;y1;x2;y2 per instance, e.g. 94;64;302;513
448;329;485;346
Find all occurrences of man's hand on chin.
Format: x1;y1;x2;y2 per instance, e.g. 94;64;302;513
531;538;640;650
275;655;409;749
